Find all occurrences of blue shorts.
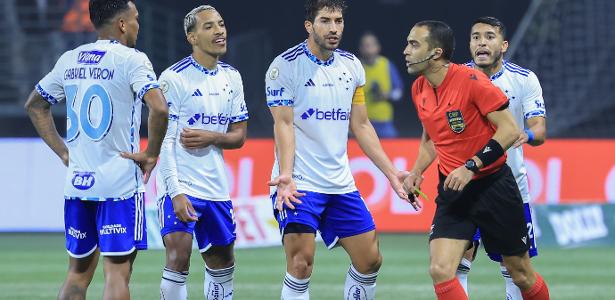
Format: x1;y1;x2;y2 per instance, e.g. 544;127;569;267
158;195;236;253
64;193;147;257
474;203;538;262
271;190;376;249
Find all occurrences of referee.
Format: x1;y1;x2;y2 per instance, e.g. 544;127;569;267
401;20;550;300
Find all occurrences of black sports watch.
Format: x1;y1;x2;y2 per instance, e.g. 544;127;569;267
464;159;479;173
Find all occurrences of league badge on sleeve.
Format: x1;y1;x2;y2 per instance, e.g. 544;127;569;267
446;110;466;133
160;81;169;94
269;67;279;80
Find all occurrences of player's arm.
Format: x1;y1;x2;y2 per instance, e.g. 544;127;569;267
156;74;197;222
215;121;247;149
270;106;295;179
181;72;248;150
180;122;247;150
350;86;414;206
444;73;519;191
469;108;519;169
403;128;436;196
269;105;304;210
514;72;547;147
444;108;518;191
120;53;168;183
24;91;68;166
123;88;168;183
142;88;169;157
411;128;436;176
511;117;546;148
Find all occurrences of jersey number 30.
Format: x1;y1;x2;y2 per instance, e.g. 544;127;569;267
65;84;113;142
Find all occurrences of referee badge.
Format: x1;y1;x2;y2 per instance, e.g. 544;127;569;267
446;110;466;133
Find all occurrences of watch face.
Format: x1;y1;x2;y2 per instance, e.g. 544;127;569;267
465;160;477;172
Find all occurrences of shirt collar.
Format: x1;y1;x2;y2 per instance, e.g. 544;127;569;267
189;55;219;76
301;41;335;67
467;60;505;81
95;40;120;44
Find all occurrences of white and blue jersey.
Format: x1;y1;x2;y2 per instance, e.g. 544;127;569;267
466;60;546;203
265;41;366;194
266;42;375;247
36;40;160;201
467;60;546;260
156;56;248;201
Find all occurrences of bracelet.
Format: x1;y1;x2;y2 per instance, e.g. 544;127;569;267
525;129;535;143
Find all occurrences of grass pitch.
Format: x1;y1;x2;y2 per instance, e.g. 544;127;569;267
0;233;613;299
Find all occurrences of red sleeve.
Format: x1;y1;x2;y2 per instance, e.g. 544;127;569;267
470;70;508;116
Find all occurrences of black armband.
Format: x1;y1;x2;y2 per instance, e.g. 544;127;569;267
475;139;505;168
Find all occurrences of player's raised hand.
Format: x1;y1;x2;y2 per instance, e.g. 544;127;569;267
120;151;158;184
400;171;424;210
444;165;474;191
171;194;198;222
268;175;305;211
513;130;529;148
180;128;220;149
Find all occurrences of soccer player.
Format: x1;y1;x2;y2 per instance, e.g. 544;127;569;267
24;0;168;299
265;1;415;299
454;16;547;300
156;5;248;300
402;20;550;300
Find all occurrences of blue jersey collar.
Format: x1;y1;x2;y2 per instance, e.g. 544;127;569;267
301;41;335;67
189;55;219;76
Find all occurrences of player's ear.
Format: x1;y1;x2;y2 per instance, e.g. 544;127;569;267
502;40;509;54
304;20;313;34
432;48;443;60
186;32;196;46
118;17;127;34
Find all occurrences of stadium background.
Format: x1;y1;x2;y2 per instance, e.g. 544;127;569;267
1;0;614;299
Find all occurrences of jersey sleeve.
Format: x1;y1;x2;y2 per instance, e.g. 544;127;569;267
127;51;160;101
156;70;183;199
265;57;295;107
470;70;508;116
354;56;367;88
522;72;546;120
36;52;69;105
159;70;182;122
229;71;249;123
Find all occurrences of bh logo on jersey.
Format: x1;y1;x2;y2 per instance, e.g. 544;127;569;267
72;172;95;190
266;86;285;97
346;285;367;300
187;113;230;126
301;108;350;121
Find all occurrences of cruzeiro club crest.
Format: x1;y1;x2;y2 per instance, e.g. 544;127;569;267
446;110;465;133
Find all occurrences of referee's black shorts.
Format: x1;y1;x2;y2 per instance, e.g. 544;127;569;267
429;164;530;257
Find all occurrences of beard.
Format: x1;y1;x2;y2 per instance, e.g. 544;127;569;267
313;31;342;51
475;49;503;69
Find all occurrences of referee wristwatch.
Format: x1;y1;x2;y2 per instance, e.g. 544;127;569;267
464;159;479;173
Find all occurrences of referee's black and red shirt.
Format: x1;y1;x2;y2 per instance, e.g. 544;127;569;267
411;63;509;179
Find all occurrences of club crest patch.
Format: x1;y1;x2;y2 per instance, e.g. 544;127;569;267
446;110;465;133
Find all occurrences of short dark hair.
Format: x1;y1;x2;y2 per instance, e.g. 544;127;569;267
415;20;455;61
472;16;507;39
89;0;132;29
305;0;347;23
